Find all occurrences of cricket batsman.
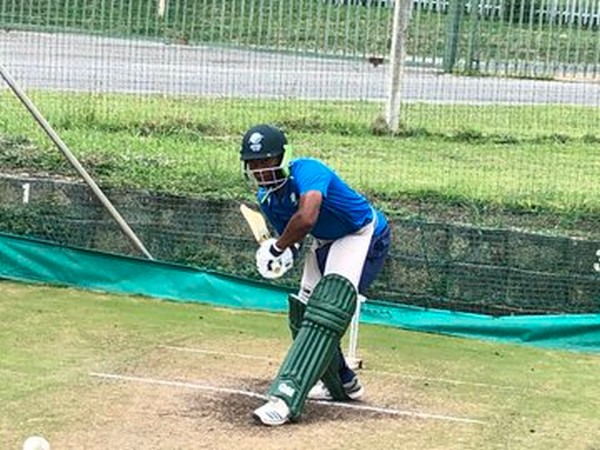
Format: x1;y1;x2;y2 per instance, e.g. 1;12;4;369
240;124;391;426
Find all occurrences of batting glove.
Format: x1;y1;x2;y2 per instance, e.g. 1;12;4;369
256;238;297;279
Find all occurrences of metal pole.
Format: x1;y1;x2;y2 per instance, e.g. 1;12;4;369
443;0;464;73
158;0;167;18
0;64;154;260
385;0;411;133
466;0;481;74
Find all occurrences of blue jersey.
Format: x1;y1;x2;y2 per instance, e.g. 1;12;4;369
257;158;388;241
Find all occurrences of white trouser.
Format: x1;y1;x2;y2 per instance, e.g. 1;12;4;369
297;219;375;304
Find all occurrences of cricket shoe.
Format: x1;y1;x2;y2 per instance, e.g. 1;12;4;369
253;397;291;426
307;376;364;401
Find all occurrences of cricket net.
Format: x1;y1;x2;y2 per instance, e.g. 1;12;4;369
0;1;599;315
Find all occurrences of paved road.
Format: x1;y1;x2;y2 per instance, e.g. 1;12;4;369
1;30;598;105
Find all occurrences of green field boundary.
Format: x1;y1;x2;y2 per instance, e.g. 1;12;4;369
0;231;598;353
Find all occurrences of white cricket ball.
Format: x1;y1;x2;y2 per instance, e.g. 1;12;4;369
23;436;51;450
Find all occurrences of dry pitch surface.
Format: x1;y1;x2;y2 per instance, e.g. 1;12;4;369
63;343;487;450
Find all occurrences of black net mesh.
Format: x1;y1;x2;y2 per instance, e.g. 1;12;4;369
1;0;599;314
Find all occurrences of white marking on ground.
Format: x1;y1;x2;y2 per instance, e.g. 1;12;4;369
372;369;521;391
90;372;486;425
161;345;272;361
161;345;519;391
90;372;266;399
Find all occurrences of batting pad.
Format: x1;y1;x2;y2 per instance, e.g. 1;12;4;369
288;293;349;401
269;274;357;418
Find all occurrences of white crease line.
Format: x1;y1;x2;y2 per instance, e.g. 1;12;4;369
161;345;519;391
90;372;486;425
161;345;272;361
90;372;267;400
310;399;486;424
373;369;520;391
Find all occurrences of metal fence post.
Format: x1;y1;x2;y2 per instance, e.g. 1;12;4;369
443;0;464;73
385;0;412;132
158;0;167;18
466;0;481;73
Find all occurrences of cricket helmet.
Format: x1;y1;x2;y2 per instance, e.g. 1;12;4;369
240;124;292;194
240;124;287;161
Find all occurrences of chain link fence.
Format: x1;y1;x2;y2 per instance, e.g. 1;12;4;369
1;0;599;314
1;0;599;77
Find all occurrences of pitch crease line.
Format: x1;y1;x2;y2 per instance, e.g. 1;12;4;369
373;369;520;391
90;372;486;425
161;345;517;391
161;345;273;361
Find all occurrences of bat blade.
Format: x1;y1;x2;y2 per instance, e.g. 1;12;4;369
240;204;271;244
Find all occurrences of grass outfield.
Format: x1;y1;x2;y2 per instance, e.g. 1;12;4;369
1;92;599;236
1;280;599;449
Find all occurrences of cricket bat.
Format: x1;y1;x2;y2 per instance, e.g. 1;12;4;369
240;203;286;276
240;204;271;243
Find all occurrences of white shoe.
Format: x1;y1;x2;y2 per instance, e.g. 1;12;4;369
253;397;291;426
308;377;364;401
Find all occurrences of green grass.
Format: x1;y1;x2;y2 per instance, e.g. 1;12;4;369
1;0;599;73
1;280;599;449
1;92;599;234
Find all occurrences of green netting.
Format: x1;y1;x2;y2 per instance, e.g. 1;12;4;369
1;1;599;317
0;175;599;315
1;232;599;352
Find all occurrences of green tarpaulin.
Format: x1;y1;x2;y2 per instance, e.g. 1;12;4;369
0;232;598;352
